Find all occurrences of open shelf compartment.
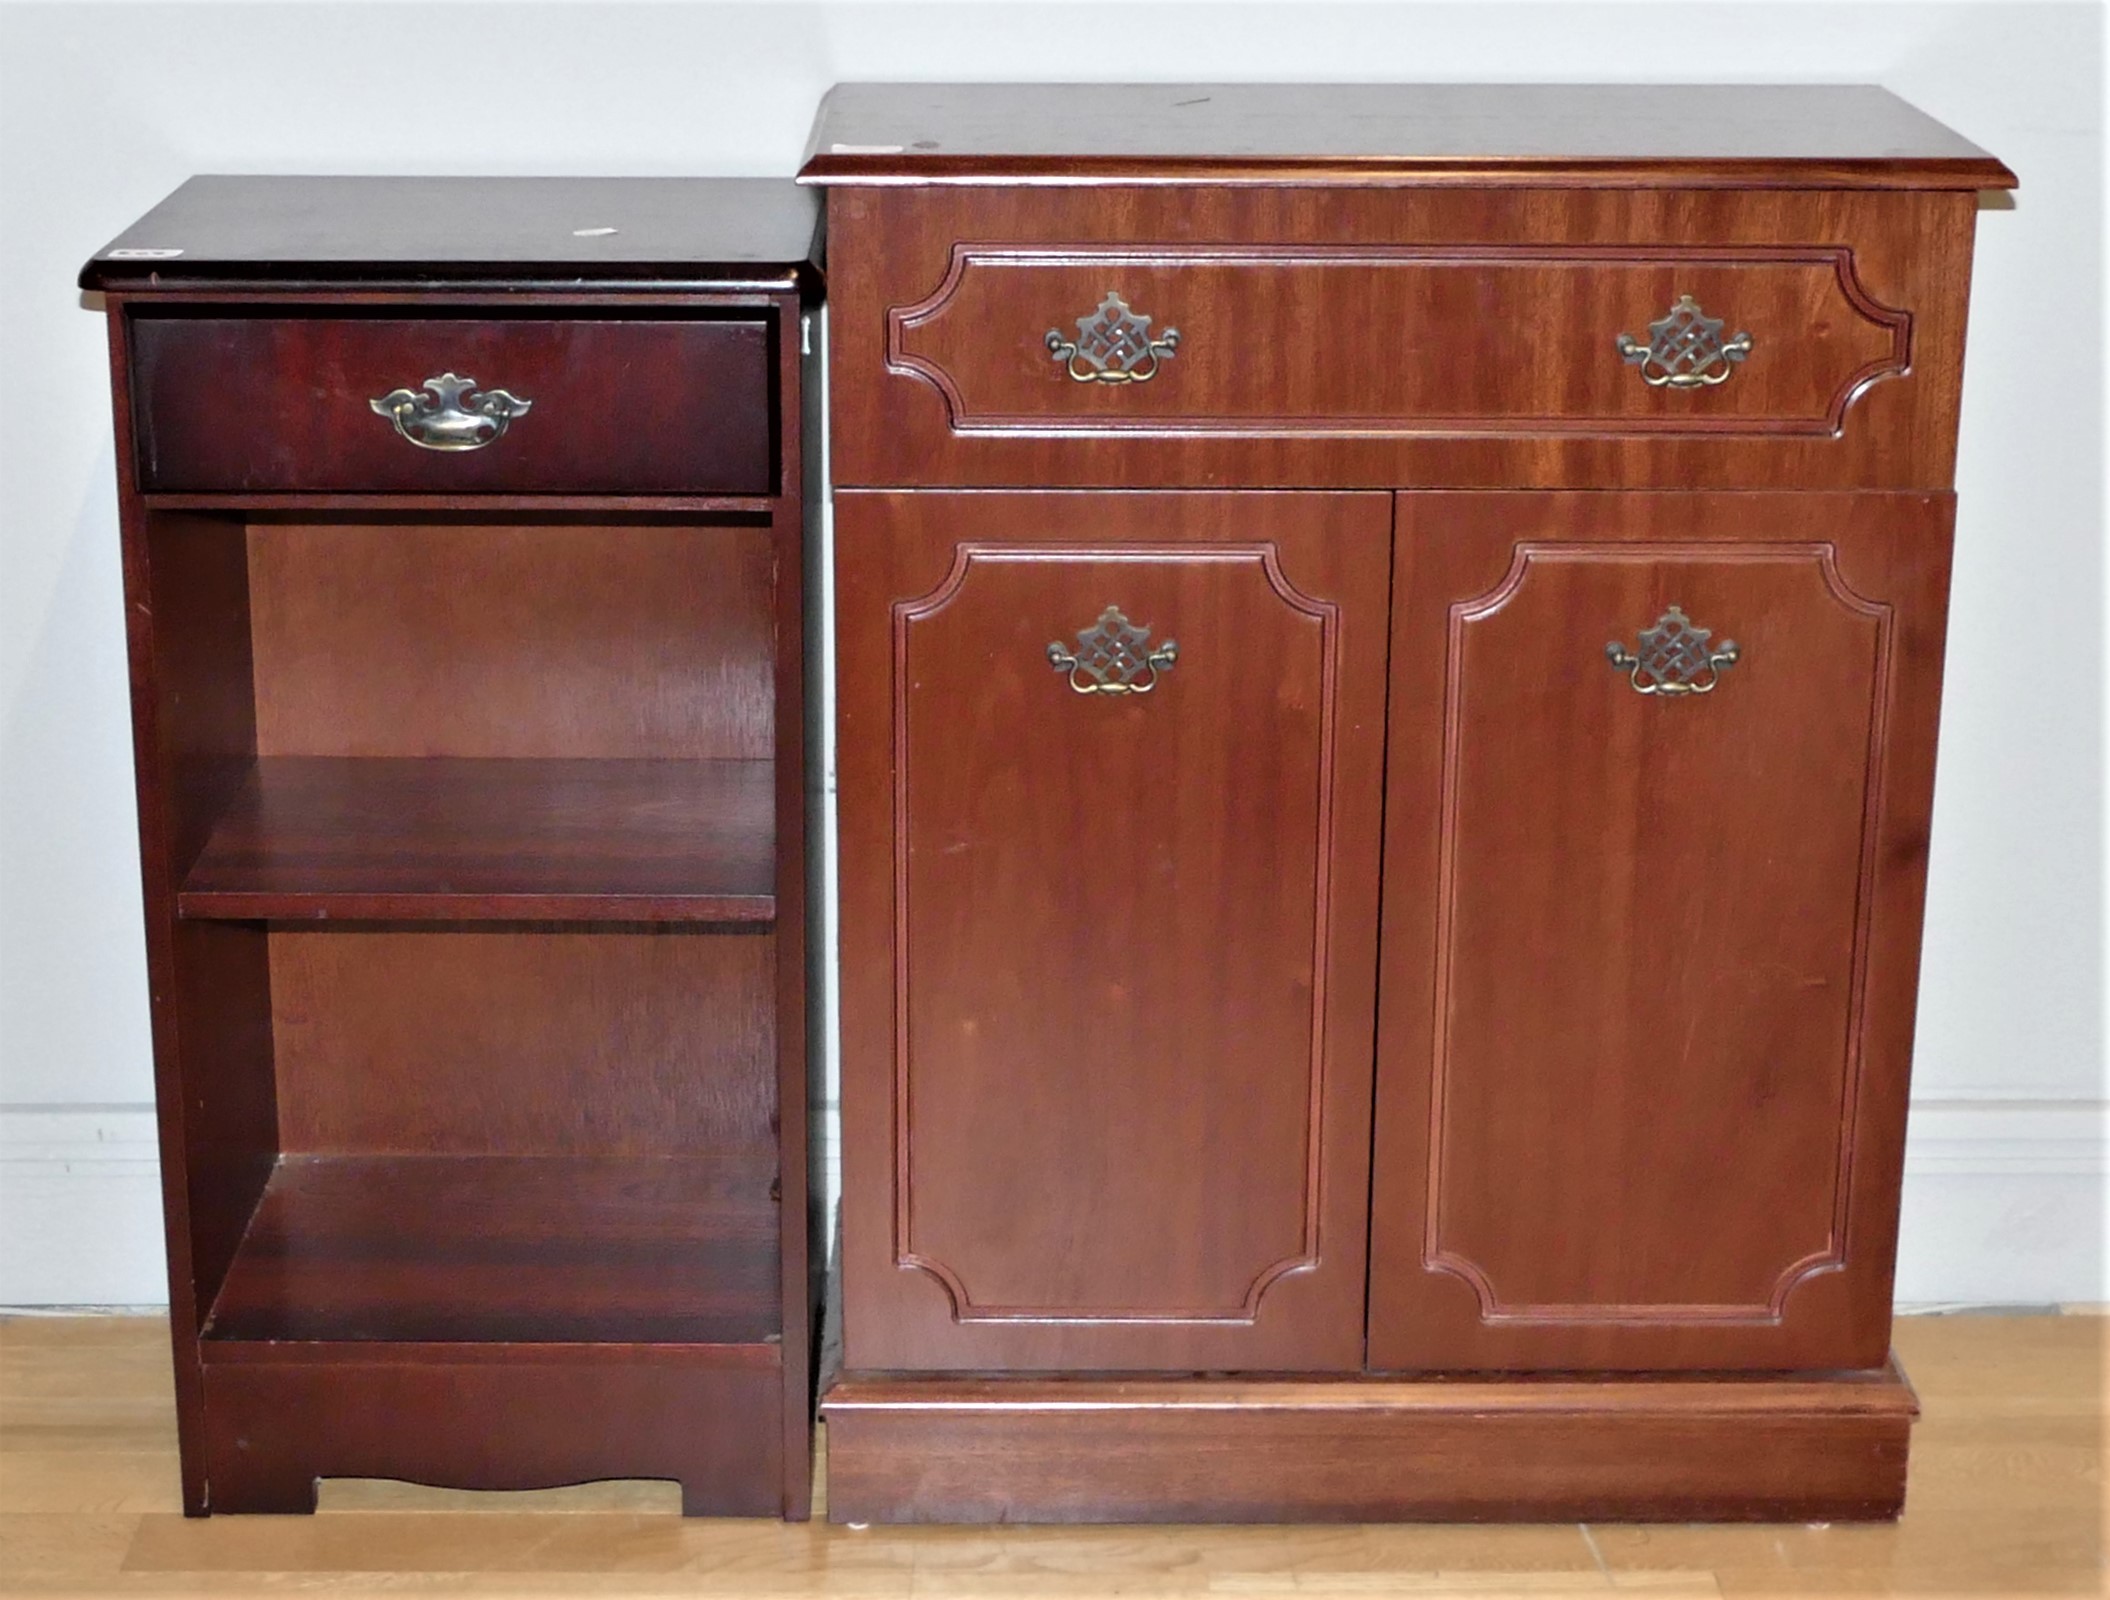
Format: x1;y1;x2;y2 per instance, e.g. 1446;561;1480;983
201;1151;782;1346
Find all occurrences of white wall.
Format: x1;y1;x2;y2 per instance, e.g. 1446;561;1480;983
0;0;2100;1305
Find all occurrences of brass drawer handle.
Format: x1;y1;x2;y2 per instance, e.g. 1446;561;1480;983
1606;605;1740;696
1046;293;1179;384
1048;606;1178;695
369;372;533;451
1616;296;1753;388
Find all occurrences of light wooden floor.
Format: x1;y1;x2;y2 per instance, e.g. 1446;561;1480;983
0;1313;2099;1598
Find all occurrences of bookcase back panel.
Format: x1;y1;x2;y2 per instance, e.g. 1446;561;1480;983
247;520;777;760
268;928;778;1157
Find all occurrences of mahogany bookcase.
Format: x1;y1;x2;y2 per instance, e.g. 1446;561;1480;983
82;176;821;1517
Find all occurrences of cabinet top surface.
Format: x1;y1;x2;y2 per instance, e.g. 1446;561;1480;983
798;83;2013;189
80;176;823;290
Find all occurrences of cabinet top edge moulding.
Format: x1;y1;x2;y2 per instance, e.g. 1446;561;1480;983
82;175;825;292
798;82;2017;190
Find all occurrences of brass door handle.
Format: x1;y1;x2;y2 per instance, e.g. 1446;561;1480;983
1616;296;1752;388
1046;293;1179;384
369;372;533;450
1048;606;1178;695
1607;605;1740;695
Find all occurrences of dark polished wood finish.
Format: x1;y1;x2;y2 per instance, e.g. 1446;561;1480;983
887;242;1910;435
131;314;775;495
89;178;817;1518
1370;490;1952;1373
179;758;776;923
807;85;2008;1523
204;1154;778;1345
835;490;1388;1373
823;1362;1919;1525
822;185;1980;490
266;928;776;1157
243;518;776;760
82;175;823;290
200;1346;783;1517
802;83;2014;190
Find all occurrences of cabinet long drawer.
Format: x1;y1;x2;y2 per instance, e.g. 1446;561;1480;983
130;313;776;495
824;185;1978;490
895;248;1904;434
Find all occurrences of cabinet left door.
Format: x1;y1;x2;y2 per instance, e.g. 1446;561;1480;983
835;491;1390;1372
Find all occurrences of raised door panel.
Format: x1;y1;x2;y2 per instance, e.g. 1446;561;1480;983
1370;491;1951;1372
836;491;1389;1372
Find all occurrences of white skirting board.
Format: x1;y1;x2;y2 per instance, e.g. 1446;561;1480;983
0;1106;165;1308
1;1098;2100;1309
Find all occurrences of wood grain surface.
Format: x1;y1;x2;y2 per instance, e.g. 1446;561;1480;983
199;1346;785;1516
1370;490;1953;1373
266;927;777;1158
822;185;1980;490
890;246;1907;435
83;176;822;290
245;518;778;761
815;88;2006;1528
99;271;816;1517
800;84;2015;189
822;1361;1920;1524
178;757;778;924
132;315;777;495
833;490;1390;1374
201;1153;781;1345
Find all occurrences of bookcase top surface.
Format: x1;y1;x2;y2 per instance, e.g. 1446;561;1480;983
81;176;823;290
799;82;2014;190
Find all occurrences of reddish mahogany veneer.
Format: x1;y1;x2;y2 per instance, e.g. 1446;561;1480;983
86;176;819;1518
131;315;776;496
202;1154;780;1345
179;757;777;924
805;84;2007;1523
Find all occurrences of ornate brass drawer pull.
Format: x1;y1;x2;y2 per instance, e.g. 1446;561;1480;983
1607;605;1740;695
1616;296;1753;388
369;372;533;451
1048;606;1178;695
1046;293;1180;384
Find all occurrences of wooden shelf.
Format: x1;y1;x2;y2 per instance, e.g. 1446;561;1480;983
203;1153;783;1345
179;757;775;924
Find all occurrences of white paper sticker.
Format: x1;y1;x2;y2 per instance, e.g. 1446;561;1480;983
830;143;905;154
107;247;185;259
572;226;619;238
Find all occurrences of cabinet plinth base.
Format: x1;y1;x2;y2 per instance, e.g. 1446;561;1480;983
821;1358;1917;1525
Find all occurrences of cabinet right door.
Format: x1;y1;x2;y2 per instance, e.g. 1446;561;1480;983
1369;491;1952;1373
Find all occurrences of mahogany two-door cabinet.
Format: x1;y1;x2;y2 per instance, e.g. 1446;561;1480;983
803;84;2015;1523
82;177;822;1517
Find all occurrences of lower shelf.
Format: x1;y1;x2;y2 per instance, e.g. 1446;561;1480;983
820;1360;1920;1524
203;1153;781;1345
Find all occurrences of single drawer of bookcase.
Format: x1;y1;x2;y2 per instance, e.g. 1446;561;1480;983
130;313;776;495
